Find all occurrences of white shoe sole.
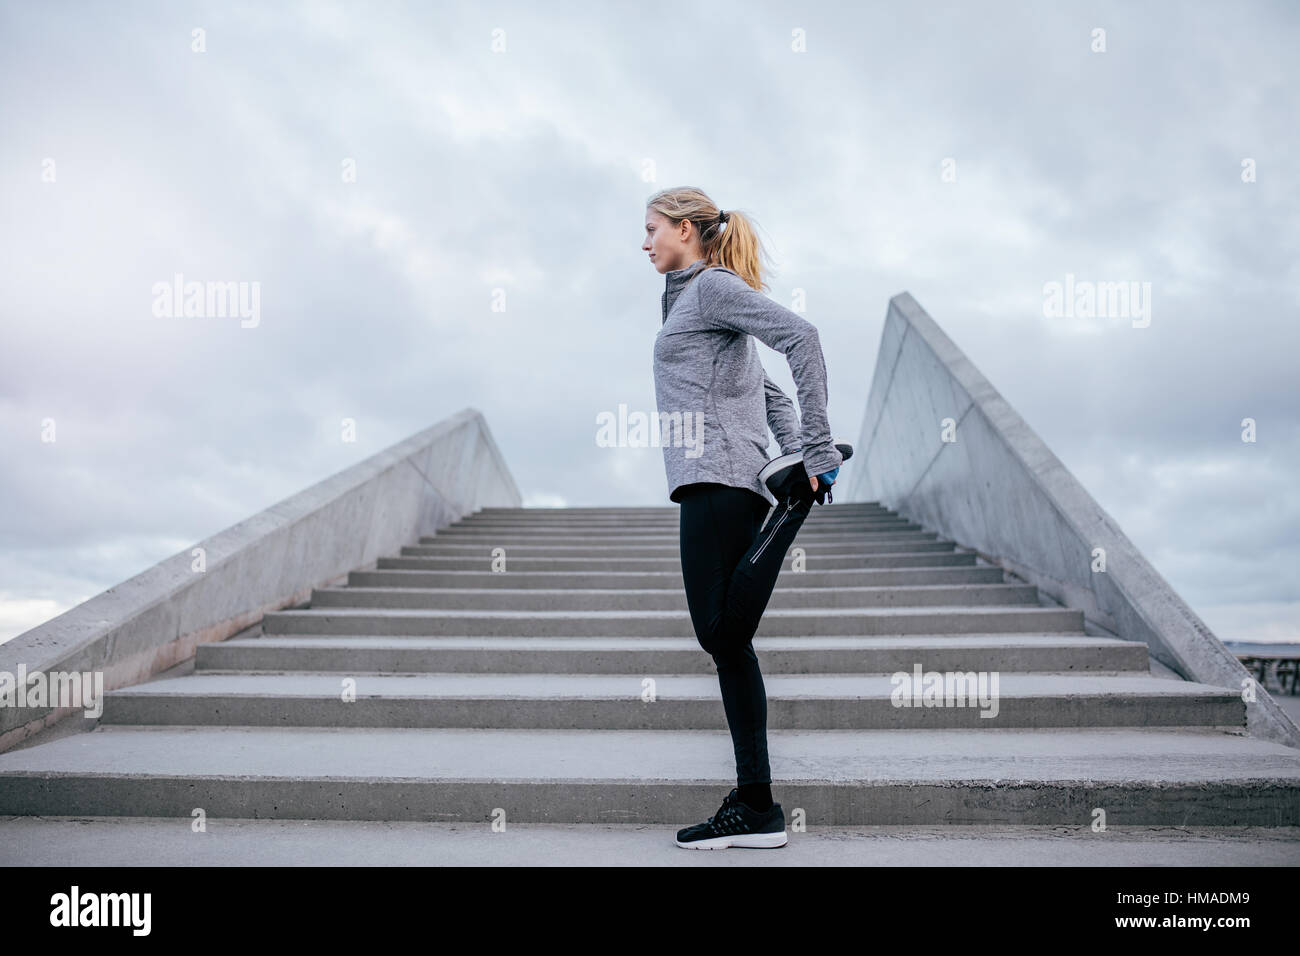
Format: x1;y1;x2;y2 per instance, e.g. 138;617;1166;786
675;830;788;849
757;451;802;485
758;440;854;486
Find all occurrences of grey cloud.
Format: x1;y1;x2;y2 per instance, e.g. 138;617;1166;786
0;0;1295;645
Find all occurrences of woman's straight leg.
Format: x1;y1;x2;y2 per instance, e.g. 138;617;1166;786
678;482;794;787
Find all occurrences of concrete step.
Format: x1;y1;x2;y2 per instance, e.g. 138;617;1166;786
261;606;1086;636
471;504;887;516
448;509;897;524
195;634;1151;673
307;583;1042;611
443;513;908;525
439;522;907;535
92;672;1243;730
8;818;1298;866
426;522;922;541
444;523;903;536
376;551;980;572
2;725;1295;824
456;506;891;518
401;535;946;557
347;566;1009;589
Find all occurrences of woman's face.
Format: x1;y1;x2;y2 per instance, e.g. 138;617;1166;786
643;209;701;274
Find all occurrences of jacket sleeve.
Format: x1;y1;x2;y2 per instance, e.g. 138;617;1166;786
763;372;802;456
696;269;843;477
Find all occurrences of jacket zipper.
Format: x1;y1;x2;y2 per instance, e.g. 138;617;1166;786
750;499;795;564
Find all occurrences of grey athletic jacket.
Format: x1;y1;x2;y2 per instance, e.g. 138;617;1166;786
652;257;843;504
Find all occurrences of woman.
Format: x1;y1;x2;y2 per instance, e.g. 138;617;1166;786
644;186;851;849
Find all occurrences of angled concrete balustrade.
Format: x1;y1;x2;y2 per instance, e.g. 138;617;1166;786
0;407;520;753
844;292;1300;749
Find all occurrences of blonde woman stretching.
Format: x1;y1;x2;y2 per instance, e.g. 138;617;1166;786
644;186;852;849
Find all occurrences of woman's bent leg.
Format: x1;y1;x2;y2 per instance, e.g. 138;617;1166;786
714;491;814;654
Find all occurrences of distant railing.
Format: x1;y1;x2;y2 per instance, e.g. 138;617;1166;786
845;292;1300;749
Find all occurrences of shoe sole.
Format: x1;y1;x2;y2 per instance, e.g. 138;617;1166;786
675;830;788;849
758;451;803;486
758;440;854;487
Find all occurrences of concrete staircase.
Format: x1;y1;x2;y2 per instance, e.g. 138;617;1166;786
3;502;1299;826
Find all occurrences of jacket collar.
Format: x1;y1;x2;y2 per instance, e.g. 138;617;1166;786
661;258;706;323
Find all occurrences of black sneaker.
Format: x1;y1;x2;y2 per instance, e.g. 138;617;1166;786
675;788;788;849
760;439;853;505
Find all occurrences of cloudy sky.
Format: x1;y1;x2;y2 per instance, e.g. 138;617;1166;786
1;0;1296;646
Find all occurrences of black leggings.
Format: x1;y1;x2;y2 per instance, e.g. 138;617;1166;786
676;481;813;786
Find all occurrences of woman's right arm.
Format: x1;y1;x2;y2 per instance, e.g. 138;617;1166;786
698;269;843;478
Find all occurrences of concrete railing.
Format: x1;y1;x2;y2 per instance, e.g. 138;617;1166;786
845;292;1300;749
0;406;520;752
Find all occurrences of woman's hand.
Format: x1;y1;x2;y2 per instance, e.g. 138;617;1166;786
809;465;839;496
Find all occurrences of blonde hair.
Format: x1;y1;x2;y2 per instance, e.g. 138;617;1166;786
645;186;772;292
